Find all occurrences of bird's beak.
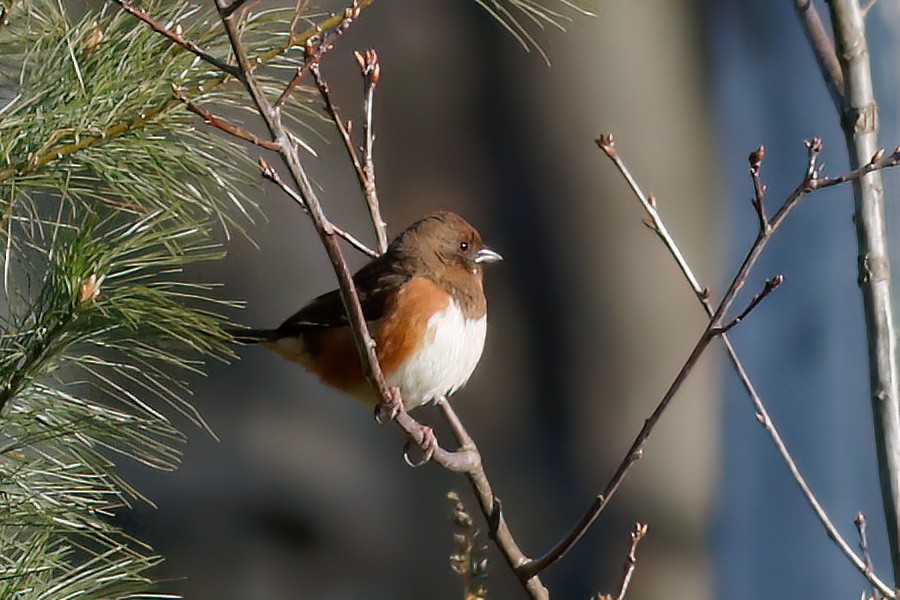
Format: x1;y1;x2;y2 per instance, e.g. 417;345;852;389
474;247;503;264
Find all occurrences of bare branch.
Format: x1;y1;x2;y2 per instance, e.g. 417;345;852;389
595;134;705;298
520;270;779;578
435;399;542;594
793;0;844;111
715;274;783;334
309;62;367;202
111;1;241;78
174;89;282;151
809;147;900;191
308;52;387;255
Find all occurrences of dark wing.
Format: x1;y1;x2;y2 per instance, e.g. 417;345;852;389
275;253;411;335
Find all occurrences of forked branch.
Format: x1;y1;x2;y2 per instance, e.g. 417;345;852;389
519;274;782;579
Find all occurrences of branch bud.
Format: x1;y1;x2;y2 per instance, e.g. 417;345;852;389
805;137;824;153
870;148;885;166
595;132;615;156
748;145;765;169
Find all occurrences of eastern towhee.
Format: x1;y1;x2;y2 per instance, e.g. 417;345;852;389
234;211;502;411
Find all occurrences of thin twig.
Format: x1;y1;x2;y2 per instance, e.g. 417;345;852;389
309;62;367;196
856;512;876;574
256;158;378;258
595;134;705;298
273;4;360;111
749;145;770;233
355;48;388;253
715;274;783;334
308;52;387;255
595;133;897;598
808;147;900;191
173;89;282;151
616;523;648;600
111;0;241;78
284;0;309;51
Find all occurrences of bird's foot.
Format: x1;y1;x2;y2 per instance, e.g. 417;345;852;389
374;386;404;424
403;425;437;468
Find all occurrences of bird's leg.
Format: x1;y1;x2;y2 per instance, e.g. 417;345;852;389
435;395;475;452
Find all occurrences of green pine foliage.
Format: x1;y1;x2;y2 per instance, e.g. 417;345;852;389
0;0;275;596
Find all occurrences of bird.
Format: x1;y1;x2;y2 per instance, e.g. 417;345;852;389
233;210;502;412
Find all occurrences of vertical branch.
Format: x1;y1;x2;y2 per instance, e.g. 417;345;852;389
355;49;388;253
828;0;900;584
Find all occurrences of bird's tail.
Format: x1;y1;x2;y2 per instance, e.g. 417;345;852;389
225;327;281;344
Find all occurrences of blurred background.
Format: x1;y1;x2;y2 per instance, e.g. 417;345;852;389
115;0;900;598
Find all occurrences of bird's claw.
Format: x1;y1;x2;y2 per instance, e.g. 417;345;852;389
374;386;403;424
403;425;437;468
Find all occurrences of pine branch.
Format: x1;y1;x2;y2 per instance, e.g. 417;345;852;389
0;0;341;192
0;1;276;595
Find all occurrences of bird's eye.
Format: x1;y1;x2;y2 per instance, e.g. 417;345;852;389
459;241;469;252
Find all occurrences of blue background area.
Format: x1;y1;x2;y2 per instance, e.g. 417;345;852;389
709;0;900;597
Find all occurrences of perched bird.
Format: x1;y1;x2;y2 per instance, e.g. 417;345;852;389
234;211;502;411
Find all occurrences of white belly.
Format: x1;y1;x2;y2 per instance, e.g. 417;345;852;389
386;301;487;410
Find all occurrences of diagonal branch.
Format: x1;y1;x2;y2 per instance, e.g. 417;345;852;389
714;274;783;334
173;89;282;151
519;274;780;579
256;158;377;258
111;0;241;78
793;0;844;112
